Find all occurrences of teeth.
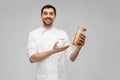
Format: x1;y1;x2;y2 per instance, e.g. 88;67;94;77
46;19;51;21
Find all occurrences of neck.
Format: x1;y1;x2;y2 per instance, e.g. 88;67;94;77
43;24;53;29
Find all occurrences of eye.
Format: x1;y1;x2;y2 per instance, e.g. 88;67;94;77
43;12;48;15
50;12;54;16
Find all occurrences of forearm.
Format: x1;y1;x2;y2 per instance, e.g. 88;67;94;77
70;46;82;62
30;50;55;63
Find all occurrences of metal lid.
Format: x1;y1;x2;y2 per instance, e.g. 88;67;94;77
78;26;87;32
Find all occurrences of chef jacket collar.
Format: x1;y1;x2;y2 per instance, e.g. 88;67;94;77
41;26;56;34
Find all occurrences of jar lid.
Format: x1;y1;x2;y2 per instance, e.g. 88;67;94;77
78;26;87;32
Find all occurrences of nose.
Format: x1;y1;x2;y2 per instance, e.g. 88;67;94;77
47;14;50;18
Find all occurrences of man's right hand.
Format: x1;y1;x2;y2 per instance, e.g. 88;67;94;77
52;41;70;53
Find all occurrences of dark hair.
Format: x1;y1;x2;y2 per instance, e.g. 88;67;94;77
41;5;56;15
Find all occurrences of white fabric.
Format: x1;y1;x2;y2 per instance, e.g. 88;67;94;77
27;27;73;80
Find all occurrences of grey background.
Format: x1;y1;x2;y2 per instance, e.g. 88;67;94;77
0;0;120;80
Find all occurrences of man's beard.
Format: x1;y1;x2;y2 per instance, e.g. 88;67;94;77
43;20;53;26
43;18;53;27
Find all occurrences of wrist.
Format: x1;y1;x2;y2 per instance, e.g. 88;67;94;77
76;46;82;49
50;49;56;54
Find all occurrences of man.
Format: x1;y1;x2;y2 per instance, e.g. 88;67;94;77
27;5;86;80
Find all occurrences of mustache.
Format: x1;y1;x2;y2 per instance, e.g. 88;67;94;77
45;17;52;20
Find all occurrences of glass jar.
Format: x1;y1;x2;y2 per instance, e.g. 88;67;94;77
72;26;87;47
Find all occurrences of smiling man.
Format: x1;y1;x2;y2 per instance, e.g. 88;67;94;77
27;5;86;80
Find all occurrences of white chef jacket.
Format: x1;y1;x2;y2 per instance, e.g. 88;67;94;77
27;27;73;80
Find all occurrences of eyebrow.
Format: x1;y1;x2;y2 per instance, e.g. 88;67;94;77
43;11;54;14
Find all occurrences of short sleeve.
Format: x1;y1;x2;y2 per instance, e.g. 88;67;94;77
26;32;37;59
64;32;73;62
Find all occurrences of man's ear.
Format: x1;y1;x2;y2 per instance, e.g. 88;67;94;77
40;14;43;19
54;15;56;19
